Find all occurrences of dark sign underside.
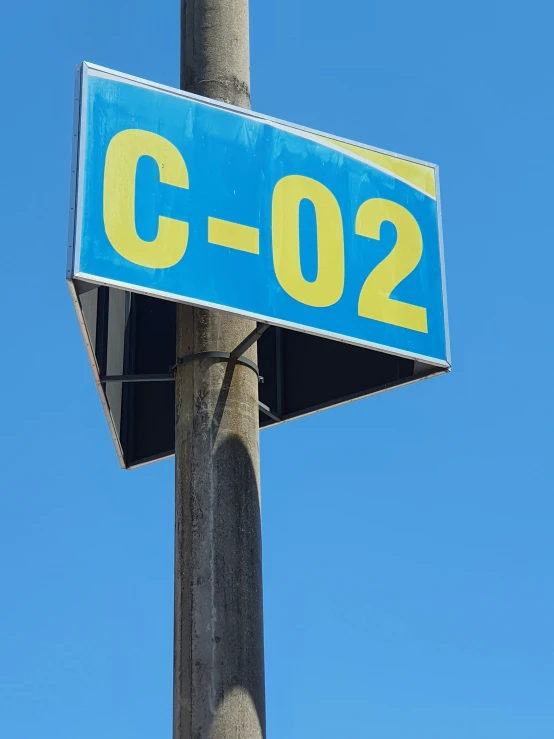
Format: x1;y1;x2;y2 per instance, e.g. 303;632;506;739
70;279;444;469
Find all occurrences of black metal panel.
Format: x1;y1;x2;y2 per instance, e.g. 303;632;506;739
75;285;439;469
257;326;279;424
281;329;414;417
120;294;176;466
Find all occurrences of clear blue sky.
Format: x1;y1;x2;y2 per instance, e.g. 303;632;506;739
1;1;553;738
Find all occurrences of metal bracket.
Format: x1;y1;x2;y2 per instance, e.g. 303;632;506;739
175;351;259;377
100;322;282;421
101;373;174;383
174;323;270;377
101;323;270;384
258;401;281;423
230;323;270;358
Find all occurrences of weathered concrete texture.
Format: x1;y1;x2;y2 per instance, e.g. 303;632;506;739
174;307;265;739
181;0;251;108
175;7;264;734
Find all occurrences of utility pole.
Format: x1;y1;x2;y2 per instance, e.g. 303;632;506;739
174;2;265;738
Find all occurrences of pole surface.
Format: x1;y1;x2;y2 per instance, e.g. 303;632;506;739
174;2;265;738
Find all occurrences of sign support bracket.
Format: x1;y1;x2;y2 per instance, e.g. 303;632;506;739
100;323;269;383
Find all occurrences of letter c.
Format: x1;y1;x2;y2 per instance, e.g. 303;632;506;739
103;129;189;269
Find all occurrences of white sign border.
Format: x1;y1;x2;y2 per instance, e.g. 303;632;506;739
68;61;451;368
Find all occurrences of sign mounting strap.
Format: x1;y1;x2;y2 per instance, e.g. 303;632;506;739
101;324;269;383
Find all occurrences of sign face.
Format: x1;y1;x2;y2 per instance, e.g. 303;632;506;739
69;63;449;368
68;64;451;468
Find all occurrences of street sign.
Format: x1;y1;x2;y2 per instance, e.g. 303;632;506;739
68;63;450;468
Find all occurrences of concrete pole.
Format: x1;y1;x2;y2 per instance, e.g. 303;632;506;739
174;2;265;739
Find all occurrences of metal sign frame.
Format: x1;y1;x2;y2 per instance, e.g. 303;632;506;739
68;63;450;364
67;63;451;469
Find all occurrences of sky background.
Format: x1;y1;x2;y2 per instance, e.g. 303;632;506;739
1;1;553;738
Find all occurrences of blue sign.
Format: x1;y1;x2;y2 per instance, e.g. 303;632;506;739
69;63;449;367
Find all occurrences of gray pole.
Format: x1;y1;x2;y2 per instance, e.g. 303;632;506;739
174;2;265;739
